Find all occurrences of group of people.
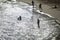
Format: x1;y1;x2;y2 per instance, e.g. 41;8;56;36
32;0;42;12
17;0;41;28
18;16;40;28
31;0;58;28
32;0;41;28
32;0;58;11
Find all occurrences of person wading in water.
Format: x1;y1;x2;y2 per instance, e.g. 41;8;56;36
37;19;40;28
39;3;42;12
32;0;34;8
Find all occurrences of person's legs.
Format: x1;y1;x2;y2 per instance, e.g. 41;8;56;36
37;19;40;28
38;23;40;28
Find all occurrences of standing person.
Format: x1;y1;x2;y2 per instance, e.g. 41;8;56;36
54;5;57;8
39;3;42;12
37;19;40;28
32;0;34;8
39;3;42;9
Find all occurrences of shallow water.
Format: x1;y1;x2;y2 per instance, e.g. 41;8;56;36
0;1;60;40
17;0;60;22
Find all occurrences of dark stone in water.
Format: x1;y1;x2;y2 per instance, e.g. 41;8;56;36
17;16;22;21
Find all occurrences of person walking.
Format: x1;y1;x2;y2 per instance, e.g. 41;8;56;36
37;19;40;28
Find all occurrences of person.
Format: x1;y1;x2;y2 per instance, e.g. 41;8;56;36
39;3;42;12
37;19;40;28
39;3;42;9
54;5;57;8
32;0;34;8
52;5;57;9
18;16;22;21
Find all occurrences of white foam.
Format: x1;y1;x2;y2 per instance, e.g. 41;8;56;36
37;10;54;18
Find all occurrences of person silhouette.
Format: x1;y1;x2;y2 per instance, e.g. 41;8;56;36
54;5;57;8
32;0;34;8
39;3;42;9
39;3;42;12
37;19;40;28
